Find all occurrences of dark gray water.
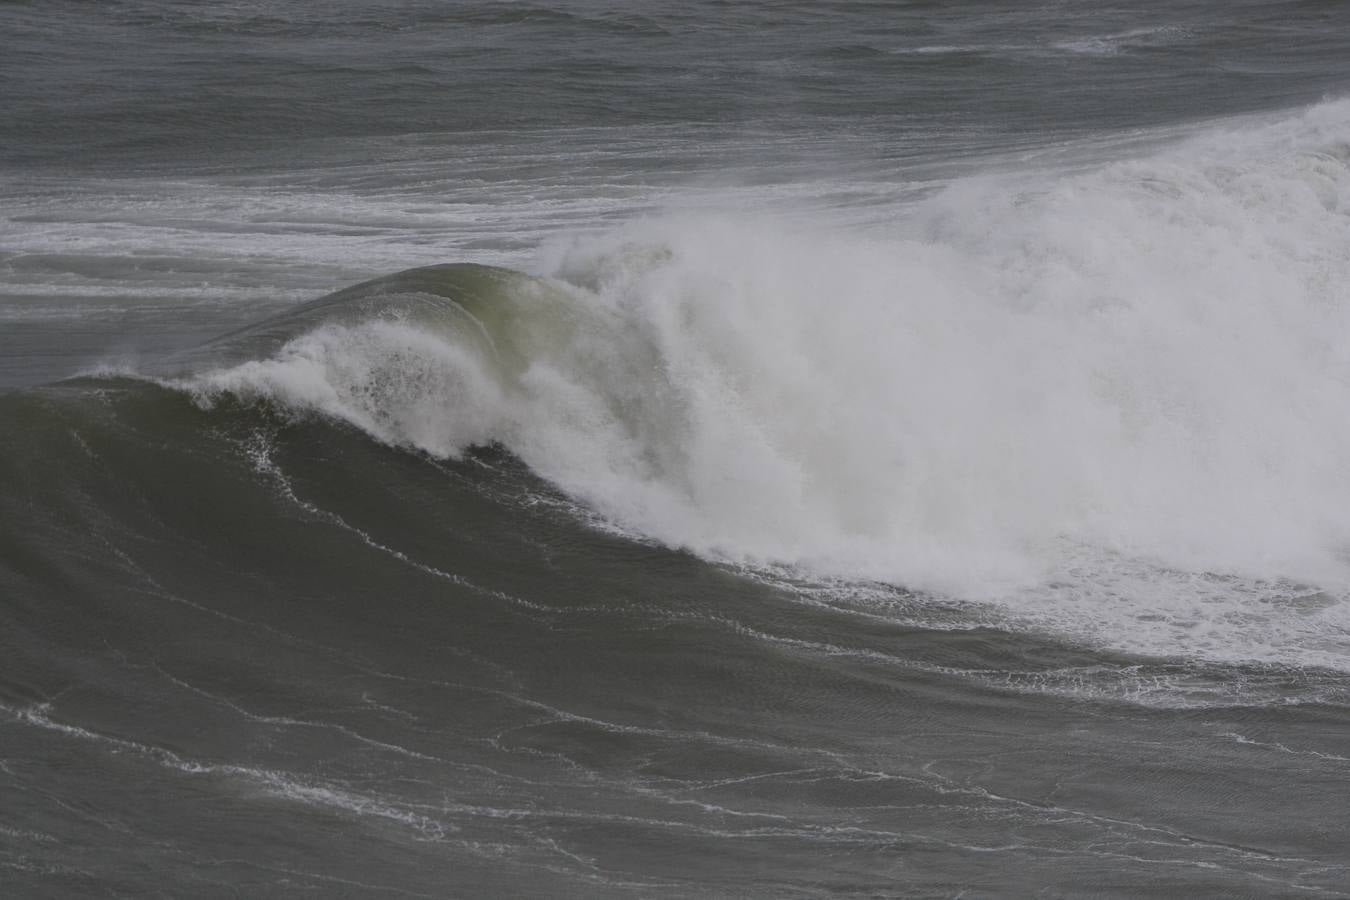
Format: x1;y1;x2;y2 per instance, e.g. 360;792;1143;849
4;2;1350;897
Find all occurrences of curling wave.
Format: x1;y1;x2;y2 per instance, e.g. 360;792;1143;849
171;100;1350;668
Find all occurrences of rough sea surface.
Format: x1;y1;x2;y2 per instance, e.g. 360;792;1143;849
3;1;1350;896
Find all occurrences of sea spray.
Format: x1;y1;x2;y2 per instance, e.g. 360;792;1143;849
184;100;1350;666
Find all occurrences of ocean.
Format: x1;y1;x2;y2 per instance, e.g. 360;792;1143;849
3;1;1350;896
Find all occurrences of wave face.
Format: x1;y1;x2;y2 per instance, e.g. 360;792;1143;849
11;369;1347;898
169;100;1350;670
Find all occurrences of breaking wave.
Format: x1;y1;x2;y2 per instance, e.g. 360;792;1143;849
170;99;1350;668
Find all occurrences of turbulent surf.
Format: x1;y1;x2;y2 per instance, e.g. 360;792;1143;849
3;0;1350;896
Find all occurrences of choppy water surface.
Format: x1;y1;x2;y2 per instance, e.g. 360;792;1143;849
3;1;1350;896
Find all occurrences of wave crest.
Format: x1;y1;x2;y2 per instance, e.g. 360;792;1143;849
176;100;1350;667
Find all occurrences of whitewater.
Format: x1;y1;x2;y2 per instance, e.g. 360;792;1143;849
168;99;1350;671
7;3;1350;895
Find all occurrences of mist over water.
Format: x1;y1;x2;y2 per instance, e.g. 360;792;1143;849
4;1;1350;896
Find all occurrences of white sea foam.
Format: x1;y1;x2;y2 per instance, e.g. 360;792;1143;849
187;99;1350;669
1054;26;1195;57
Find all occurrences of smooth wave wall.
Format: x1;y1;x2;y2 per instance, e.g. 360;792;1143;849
181;100;1350;667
